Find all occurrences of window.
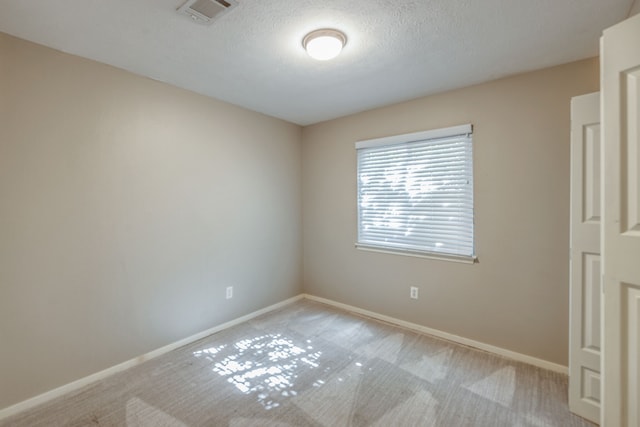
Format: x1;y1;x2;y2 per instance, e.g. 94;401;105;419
356;124;475;263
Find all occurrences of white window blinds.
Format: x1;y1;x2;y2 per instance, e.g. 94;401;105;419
356;124;474;262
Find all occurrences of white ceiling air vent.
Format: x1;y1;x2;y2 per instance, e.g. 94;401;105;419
177;0;238;25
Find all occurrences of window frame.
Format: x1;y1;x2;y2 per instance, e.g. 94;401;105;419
355;124;476;264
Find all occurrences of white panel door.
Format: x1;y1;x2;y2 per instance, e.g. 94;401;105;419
601;13;640;427
569;92;601;424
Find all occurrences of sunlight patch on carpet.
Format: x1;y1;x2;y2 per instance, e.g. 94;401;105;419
193;334;322;410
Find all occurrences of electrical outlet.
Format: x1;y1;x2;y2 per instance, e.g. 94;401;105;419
226;286;233;299
410;286;419;299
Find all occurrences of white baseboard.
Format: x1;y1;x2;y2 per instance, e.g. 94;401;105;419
0;295;303;421
303;294;568;375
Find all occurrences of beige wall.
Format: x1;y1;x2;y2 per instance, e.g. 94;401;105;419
0;33;302;410
302;58;599;366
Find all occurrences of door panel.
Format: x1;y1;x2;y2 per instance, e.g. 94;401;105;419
601;13;640;427
569;92;601;424
582;253;601;354
581;366;601;405
621;67;640;235
584;123;602;224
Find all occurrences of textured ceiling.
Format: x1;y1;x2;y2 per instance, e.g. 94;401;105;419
0;0;636;125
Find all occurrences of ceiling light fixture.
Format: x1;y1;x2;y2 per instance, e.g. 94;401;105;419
302;29;347;61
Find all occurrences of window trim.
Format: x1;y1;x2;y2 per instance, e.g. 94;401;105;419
355;124;471;150
355;243;476;264
355;124;476;264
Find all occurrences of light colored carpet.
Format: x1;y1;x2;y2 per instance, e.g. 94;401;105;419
1;300;596;426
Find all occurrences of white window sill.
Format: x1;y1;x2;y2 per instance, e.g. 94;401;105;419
355;243;477;264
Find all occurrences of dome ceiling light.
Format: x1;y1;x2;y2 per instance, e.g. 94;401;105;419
302;29;347;61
